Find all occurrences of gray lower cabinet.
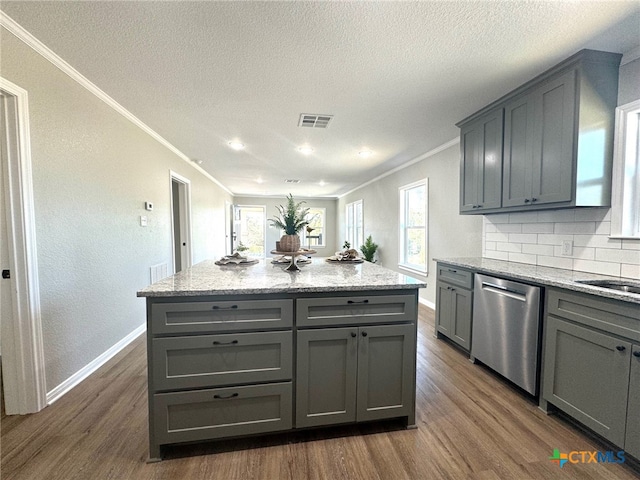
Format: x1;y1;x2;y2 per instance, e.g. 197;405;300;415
542;288;640;458
435;264;473;351
296;324;415;428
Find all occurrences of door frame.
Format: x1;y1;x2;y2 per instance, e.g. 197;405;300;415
169;171;192;273
0;77;47;414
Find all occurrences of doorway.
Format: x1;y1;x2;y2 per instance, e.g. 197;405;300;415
170;172;192;273
232;205;266;257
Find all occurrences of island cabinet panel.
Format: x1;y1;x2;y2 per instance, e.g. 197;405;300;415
296;294;416;327
296;324;415;428
152;331;292;390
151;299;293;334
153;382;293;445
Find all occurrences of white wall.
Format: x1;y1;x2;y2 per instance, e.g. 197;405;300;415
338;144;483;305
234;195;339;256
482;55;640;279
0;27;232;393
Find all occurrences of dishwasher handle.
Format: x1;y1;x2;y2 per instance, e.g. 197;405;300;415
481;282;527;301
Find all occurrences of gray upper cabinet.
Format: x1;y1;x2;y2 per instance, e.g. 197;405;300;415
459;49;621;215
459;109;504;212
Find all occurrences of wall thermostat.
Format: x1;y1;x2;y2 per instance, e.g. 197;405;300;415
145;201;154;211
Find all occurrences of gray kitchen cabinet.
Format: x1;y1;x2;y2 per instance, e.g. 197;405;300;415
458;49;621;215
296;323;415;428
503;70;575;208
435;264;473;351
626;345;640;459
459;109;503;212
542;288;640;458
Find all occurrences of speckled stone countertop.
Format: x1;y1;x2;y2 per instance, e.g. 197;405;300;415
137;258;426;297
434;257;640;305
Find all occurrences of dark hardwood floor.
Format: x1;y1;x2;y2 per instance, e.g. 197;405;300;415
1;305;637;479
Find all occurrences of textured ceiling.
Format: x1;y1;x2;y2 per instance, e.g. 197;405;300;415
1;1;639;197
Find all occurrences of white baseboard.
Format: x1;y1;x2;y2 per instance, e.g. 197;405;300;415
46;324;146;405
419;297;435;310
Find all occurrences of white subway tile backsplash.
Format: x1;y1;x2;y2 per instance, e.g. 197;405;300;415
522;223;554;234
573;235;622;249
509;252;537;264
537;255;573;269
482;207;638;279
496;242;522;253
595;248;640;264
554;222;596;234
522;244;555;256
508;233;538;244
573;259;621;276
621;264;640;279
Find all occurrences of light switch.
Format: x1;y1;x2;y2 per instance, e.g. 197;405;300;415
140;215;148;227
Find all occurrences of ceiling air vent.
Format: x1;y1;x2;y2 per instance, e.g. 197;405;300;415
298;114;333;128
284;179;300;184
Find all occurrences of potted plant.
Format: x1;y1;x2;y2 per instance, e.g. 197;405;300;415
360;235;378;262
269;194;309;252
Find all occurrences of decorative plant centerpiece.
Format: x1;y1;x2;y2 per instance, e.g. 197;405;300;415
270;194;309;252
360;235;379;262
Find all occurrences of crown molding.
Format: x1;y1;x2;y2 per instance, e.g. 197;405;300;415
338;137;459;199
621;45;640;66
0;11;233;196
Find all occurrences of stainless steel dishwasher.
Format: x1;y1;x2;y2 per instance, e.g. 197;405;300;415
471;273;542;396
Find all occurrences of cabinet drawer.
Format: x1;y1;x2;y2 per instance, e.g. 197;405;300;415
546;289;640;342
150;299;293;335
152;331;292;390
436;264;473;289
296;294;416;328
153;382;292;445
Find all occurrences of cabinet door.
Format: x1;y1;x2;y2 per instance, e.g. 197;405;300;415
543;315;631;446
435;282;453;336
503;94;534;207
296;328;357;428
450;287;473;351
459;110;503;213
530;69;576;206
356;324;415;422
625;345;640;459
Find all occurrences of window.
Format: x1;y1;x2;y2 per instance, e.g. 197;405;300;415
301;207;325;247
234;205;266;257
399;180;428;274
345;200;363;249
611;99;640;238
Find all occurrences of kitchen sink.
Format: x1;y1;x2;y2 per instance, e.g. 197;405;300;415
576;279;640;294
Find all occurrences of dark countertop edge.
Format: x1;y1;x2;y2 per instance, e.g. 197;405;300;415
434;257;640;305
137;282;427;298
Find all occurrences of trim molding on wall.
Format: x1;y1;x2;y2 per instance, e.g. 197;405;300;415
0;77;47;414
419;296;435;311
0;11;233;196
46;324;146;405
339;138;459;199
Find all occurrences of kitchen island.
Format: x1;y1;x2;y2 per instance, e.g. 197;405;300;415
137;258;426;461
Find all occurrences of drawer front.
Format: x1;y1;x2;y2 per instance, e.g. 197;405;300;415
151;299;293;334
153;383;292;445
436;264;473;289
152;331;293;390
297;294;416;328
547;289;640;342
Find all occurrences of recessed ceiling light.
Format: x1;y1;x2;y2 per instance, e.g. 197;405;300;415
319;180;326;186
256;177;264;184
358;150;373;158
298;146;314;155
228;141;245;150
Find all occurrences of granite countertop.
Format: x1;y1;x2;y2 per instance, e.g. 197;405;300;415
137;258;427;297
434;257;640;305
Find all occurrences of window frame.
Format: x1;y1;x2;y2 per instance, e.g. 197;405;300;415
345;199;363;250
301;207;326;248
398;179;428;275
610;99;640;239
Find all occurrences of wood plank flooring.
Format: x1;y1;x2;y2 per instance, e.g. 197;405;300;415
2;305;638;479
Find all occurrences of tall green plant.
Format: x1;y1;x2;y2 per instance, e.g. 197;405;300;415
269;194;310;235
360;235;379;262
